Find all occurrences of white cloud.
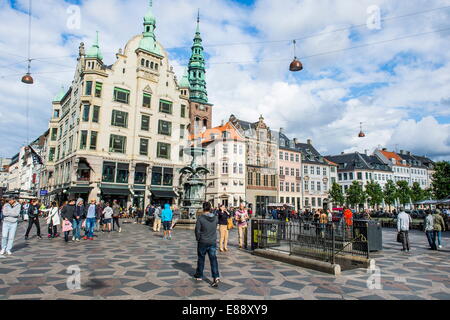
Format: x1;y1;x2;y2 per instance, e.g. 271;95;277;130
0;0;449;161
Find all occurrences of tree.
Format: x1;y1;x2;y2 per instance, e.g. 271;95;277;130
384;180;397;212
410;182;425;208
366;180;384;210
346;180;365;210
329;182;345;207
431;161;450;200
396;180;411;207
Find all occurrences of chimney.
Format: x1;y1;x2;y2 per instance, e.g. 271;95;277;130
341;152;345;155
221;119;225;126
293;138;298;144
307;139;312;145
407;151;411;156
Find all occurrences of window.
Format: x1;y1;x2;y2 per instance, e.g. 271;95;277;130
343;173;348;180
222;162;229;174
349;172;354;180
323;168;327;176
49;147;55;162
141;115;150;131
80;130;88;150
316;167;320;175
317;181;321;191
310;166;314;174
92;106;100;123
82;105;90;122
158;120;172;136
239;145;243;155
180;125;185;139
291;168;295;176
285;153;289;161
102;162;116;182
264;175;269;187
271;175;276;187
90;131;98;150
210;163;216;175
285;168;289;176
285;182;290;192
95;82;102;98
159;100;173;114
290;154;294;162
312;198;316;207
109;135;126;153
223;144;228;154
324;182;328;191
111;110;128;128
181;105;186;118
248;172;253;185
311;181;315;191
304;181;309;191
239;164;243;174
234;144;238;154
151;167;162;185
85;81;93;96
318;198;322;207
304;166;308;175
256;173;261;186
53;110;60;118
279;152;283;160
140;138;149;156
358;172;363;180
157;142;171;159
134;168;147;185
163;168;173;186
143;93;151;108
51;128;58;141
114;87;130;104
116;163;129;184
296;169;300;177
233;163;237;174
296;183;301;192
295;154;300;162
280;166;284;175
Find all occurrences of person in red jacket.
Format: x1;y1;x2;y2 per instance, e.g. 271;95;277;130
343;206;353;239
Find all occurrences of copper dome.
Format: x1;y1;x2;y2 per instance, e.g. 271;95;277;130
289;58;303;72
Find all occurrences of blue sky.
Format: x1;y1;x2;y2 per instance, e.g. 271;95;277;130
0;0;449;160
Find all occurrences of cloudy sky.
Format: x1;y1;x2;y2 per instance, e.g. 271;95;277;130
0;0;449;160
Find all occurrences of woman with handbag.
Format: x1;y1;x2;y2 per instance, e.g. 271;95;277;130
42;201;61;238
218;204;231;252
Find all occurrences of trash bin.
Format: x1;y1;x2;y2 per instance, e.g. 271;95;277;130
353;220;383;252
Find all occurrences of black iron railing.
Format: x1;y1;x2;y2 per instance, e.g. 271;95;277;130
251;219;370;264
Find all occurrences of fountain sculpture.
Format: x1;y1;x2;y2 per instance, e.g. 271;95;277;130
179;147;209;220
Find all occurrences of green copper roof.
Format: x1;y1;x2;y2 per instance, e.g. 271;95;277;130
179;68;190;88
86;31;103;60
188;11;208;104
53;86;66;102
138;0;161;55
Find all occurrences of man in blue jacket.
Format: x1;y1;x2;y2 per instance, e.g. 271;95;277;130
161;203;173;240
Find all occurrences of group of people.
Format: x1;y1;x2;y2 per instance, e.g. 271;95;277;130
0;195;127;255
397;208;446;252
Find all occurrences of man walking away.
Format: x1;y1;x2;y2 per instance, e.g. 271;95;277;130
161;204;173;240
112;200;121;232
61;199;77;243
433;209;446;249
194;202;220;288
397;207;412;252
424;210;436;250
1;196;21;256
84;200;98;240
24;199;42;240
153;205;162;232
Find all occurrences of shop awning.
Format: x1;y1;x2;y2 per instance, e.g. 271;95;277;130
151;189;178;198
68;186;92;194
101;188;131;196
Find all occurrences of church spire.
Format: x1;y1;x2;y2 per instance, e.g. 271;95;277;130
188;9;208;104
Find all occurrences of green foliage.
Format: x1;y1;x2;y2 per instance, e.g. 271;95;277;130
346;180;365;209
396;180;411;206
366;180;384;208
410;182;425;203
329;182;345;206
383;180;397;209
431;161;450;200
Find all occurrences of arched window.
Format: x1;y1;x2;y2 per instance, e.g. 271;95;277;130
141;59;145;66
155;63;158;70
150;62;154;69
203;119;208;128
146;60;149;68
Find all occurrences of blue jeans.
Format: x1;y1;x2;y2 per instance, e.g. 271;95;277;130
195;243;220;280
2;221;18;252
85;218;96;238
426;231;437;250
72;219;81;240
433;231;442;246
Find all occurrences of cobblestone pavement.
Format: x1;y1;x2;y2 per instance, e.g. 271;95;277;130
0;219;449;300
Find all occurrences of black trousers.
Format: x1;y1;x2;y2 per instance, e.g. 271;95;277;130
400;231;410;251
113;217;120;230
48;224;58;237
25;218;41;237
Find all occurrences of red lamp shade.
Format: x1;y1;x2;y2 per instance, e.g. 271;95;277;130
289;58;303;72
21;73;34;84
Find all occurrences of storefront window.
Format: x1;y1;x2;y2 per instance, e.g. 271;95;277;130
163;168;173;186
116;163;129;184
102;162;116;183
151;167;162;185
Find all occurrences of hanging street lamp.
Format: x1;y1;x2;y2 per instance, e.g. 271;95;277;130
289;40;303;72
358;122;366;138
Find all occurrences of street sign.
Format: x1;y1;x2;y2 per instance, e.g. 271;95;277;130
40;190;48;196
